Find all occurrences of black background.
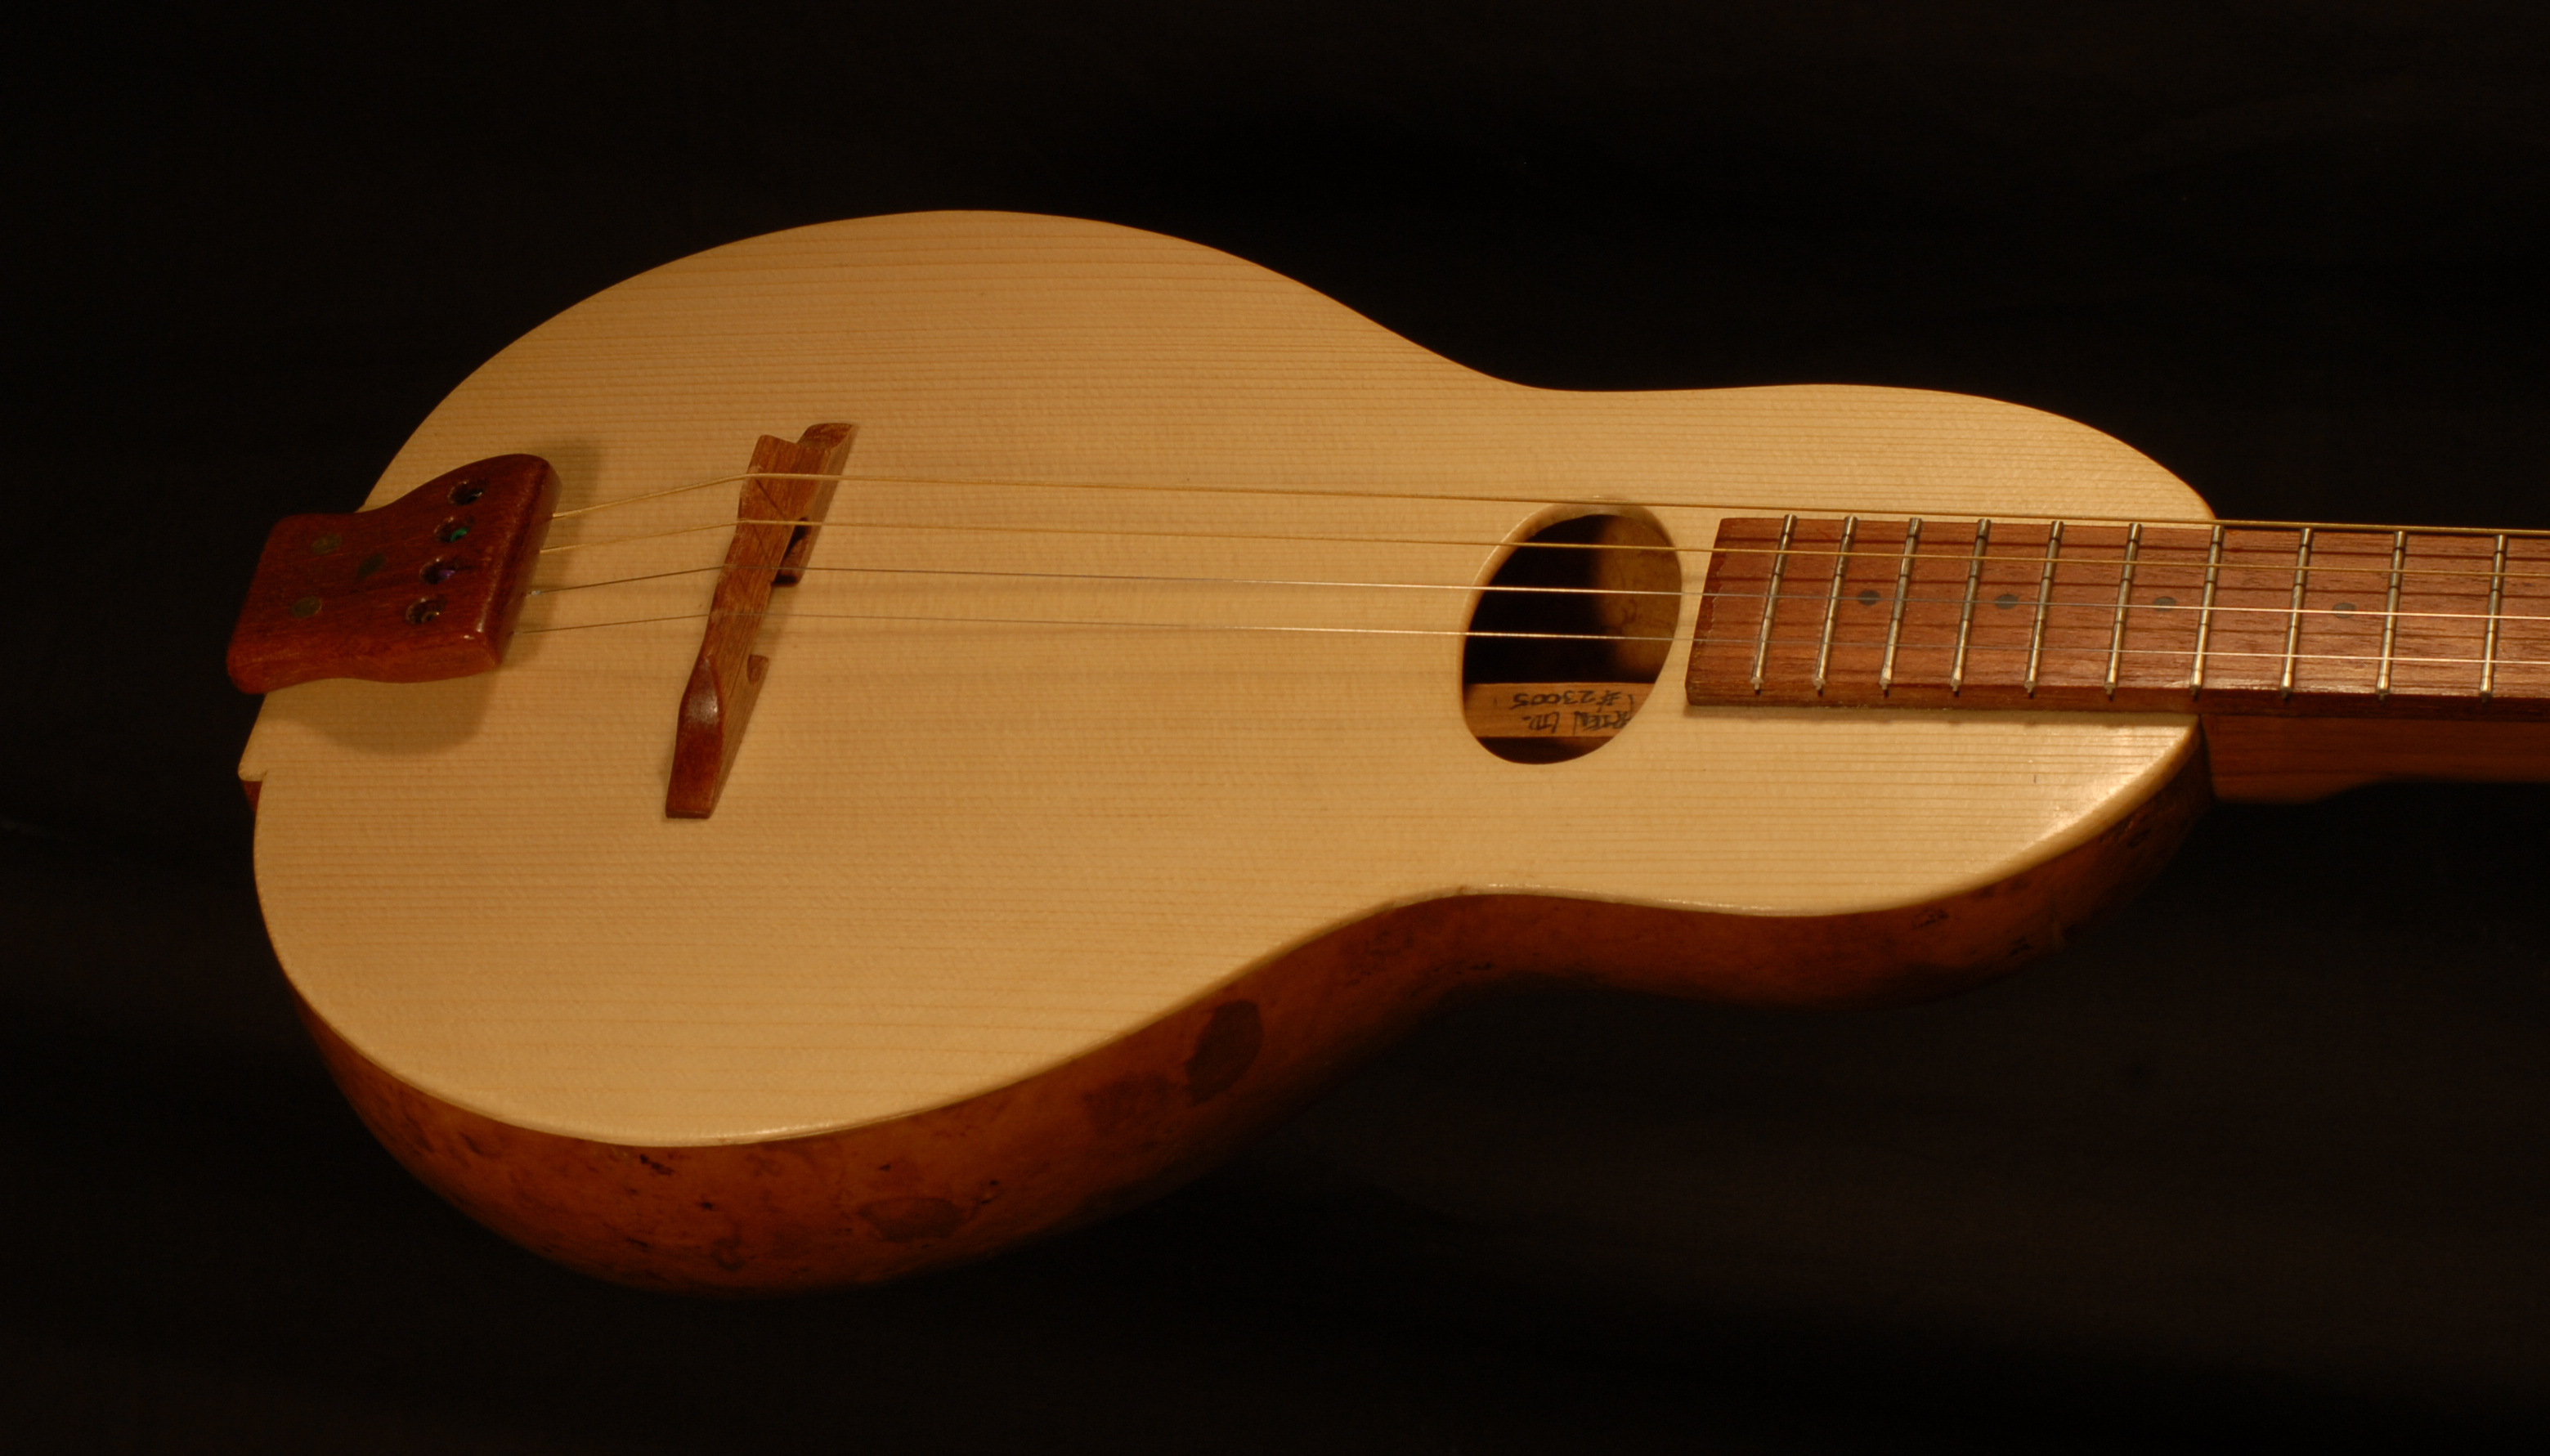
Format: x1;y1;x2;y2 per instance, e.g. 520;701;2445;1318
11;3;2550;1449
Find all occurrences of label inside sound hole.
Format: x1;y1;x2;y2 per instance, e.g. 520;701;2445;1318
1462;683;1651;739
1461;509;1678;762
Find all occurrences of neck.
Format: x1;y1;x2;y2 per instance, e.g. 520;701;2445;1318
1687;514;2550;801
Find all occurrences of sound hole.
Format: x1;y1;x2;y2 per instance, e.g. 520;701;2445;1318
1462;511;1680;763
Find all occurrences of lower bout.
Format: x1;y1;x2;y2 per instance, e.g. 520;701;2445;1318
305;749;2211;1294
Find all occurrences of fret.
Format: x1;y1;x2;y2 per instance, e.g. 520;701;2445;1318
1950;518;1991;695
1747;513;1796;695
2103;522;2142;699
2278;527;2314;701
2482;532;2509;701
2376;529;2406;701
1879;517;1921;695
2189;523;2224;697
1812;515;1857;696
2024;521;2063;697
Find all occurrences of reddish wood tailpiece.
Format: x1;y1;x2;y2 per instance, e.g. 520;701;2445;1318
666;423;857;818
227;455;558;694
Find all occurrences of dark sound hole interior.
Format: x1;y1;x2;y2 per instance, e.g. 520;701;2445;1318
1462;512;1680;763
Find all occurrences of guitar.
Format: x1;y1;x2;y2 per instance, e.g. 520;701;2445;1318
229;211;2549;1292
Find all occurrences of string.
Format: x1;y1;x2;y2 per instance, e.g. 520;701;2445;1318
546;475;747;519
545;468;1681;526
513;469;2550;675
1697;639;2549;674
514;605;2548;675
538;514;1707;558
537;513;2550;593
520;557;2550;634
531;561;1690;600
542;469;2550;541
1696;542;2550;588
520;611;1678;645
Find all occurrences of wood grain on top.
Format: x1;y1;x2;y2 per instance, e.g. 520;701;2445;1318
238;213;2205;1147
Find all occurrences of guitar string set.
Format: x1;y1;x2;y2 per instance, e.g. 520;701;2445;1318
504;468;2550;681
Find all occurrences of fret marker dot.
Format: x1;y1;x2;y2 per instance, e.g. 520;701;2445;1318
1856;589;1880;607
2153;595;2177;610
2334;601;2356;615
1993;592;2018;610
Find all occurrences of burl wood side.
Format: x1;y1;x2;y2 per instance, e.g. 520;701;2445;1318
303;751;2208;1296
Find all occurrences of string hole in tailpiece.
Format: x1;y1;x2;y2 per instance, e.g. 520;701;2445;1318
436;517;473;544
422;558;464;585
449;481;486;505
405;596;447;625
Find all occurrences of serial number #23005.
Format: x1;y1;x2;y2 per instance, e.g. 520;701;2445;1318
1459;683;1653;738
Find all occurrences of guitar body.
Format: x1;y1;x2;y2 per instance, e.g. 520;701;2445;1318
241;211;2213;1292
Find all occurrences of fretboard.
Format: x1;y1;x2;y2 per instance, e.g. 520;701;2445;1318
1686;516;2550;719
